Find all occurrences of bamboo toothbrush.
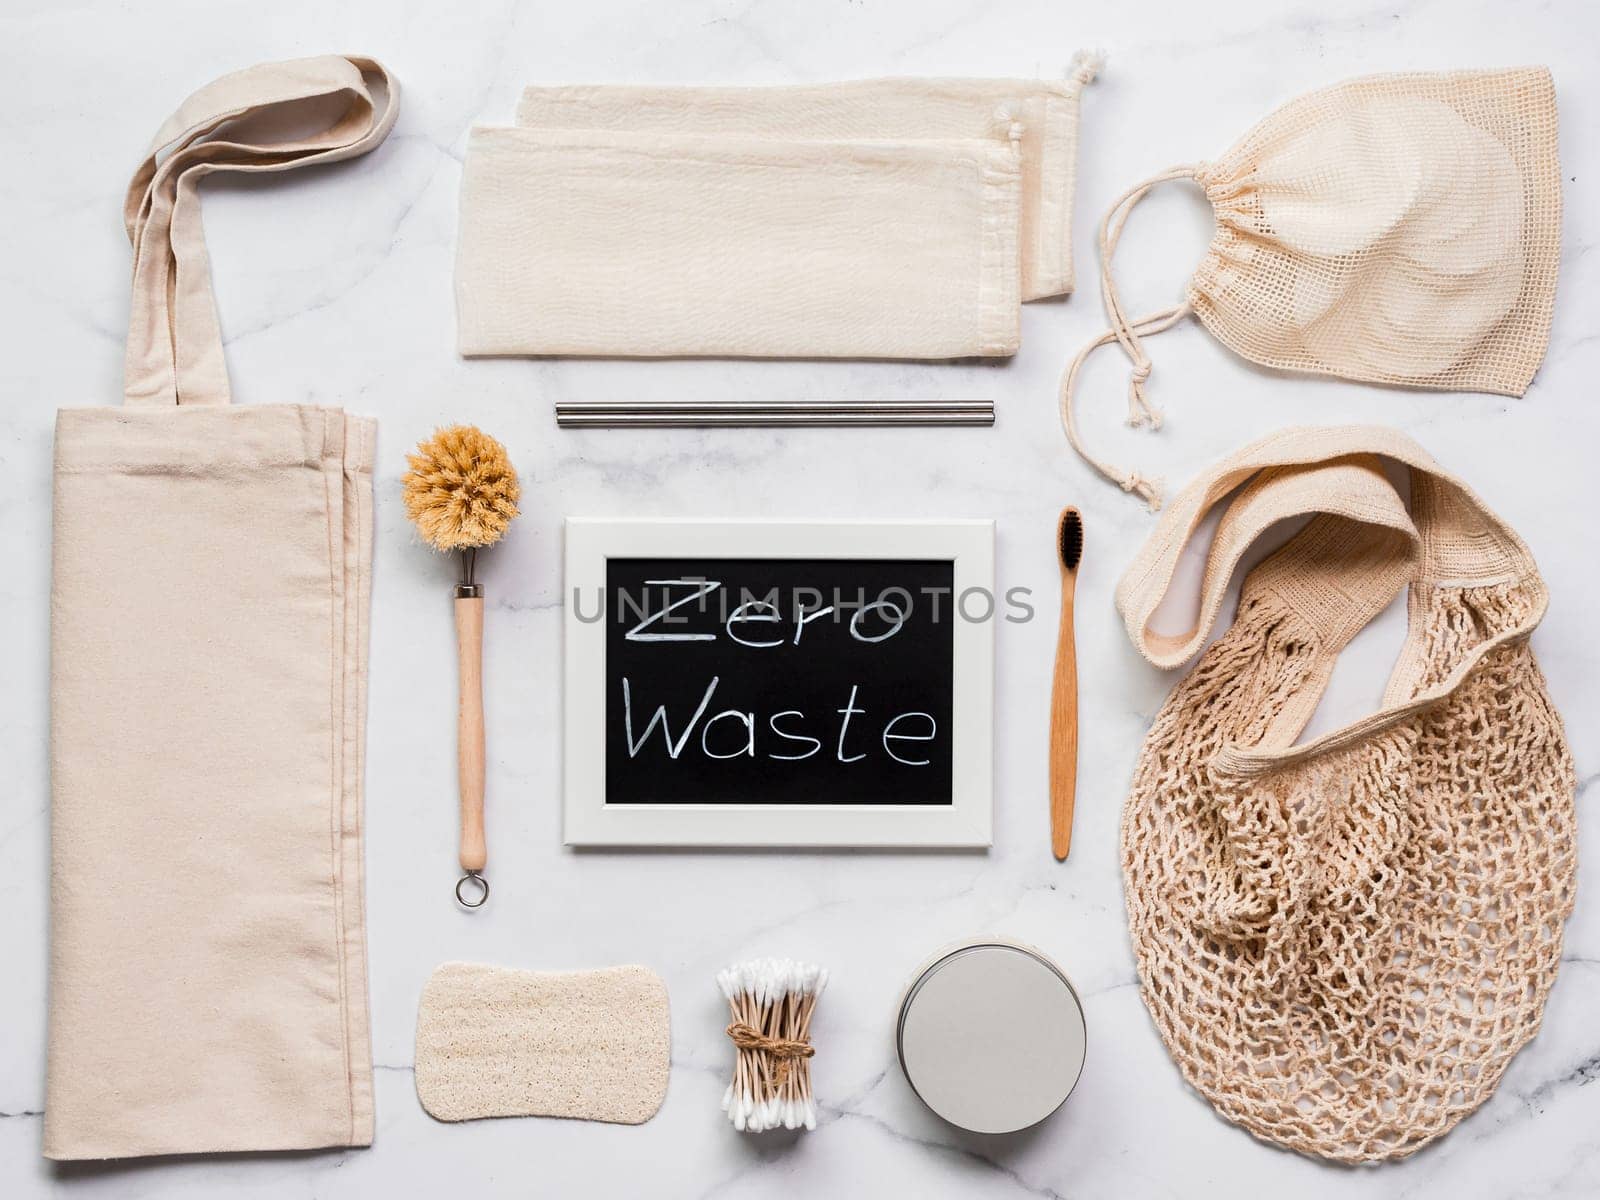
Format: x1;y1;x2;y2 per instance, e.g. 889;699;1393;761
1050;507;1082;861
402;426;521;908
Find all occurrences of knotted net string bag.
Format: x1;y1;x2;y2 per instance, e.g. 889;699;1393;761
1115;426;1576;1163
1060;68;1561;511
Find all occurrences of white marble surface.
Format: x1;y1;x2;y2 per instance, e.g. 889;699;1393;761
3;0;1597;1195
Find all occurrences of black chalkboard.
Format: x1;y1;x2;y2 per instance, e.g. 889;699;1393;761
604;557;955;806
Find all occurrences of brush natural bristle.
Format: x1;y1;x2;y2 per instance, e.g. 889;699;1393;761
1058;507;1083;572
402;425;521;552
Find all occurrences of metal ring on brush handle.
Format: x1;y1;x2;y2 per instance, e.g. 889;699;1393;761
455;870;489;908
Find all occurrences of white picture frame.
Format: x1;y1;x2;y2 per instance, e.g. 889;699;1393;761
563;518;994;848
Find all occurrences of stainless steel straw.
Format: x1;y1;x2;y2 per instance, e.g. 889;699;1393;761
555;399;994;428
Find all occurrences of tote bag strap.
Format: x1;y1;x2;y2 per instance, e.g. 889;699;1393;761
123;55;399;408
1114;424;1547;774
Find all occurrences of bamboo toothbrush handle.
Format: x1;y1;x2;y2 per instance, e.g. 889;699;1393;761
1049;575;1079;861
455;592;487;874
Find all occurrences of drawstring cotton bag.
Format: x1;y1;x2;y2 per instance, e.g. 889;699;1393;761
45;56;396;1160
1061;68;1561;509
1117;426;1576;1163
513;65;1100;302
457;61;1099;359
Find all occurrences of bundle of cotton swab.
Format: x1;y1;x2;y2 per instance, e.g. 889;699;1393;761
717;958;827;1133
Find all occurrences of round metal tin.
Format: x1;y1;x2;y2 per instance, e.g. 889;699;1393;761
895;938;1087;1134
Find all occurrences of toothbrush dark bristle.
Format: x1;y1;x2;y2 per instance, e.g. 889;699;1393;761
1058;508;1083;571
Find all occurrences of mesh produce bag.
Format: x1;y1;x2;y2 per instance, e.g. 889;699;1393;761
1060;68;1560;511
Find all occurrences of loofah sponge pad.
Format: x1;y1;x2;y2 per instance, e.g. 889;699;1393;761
415;962;670;1125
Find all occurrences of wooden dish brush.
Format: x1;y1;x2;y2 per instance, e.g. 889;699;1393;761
402;425;521;909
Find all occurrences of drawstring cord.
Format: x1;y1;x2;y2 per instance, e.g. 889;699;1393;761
1058;304;1191;511
1060;164;1203;511
1100;166;1200;427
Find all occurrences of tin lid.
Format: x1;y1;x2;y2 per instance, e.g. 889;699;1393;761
896;939;1087;1134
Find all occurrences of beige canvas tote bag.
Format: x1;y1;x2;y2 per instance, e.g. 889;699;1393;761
1060;68;1560;510
1116;425;1576;1163
45;55;398;1160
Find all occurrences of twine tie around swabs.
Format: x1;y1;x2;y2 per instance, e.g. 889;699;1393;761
725;1022;815;1088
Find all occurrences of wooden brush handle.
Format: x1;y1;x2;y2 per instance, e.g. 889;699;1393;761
1049;572;1079;861
455;593;487;873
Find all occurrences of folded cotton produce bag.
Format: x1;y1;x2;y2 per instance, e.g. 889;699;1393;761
45;55;397;1160
457;60;1099;359
514;63;1100;301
